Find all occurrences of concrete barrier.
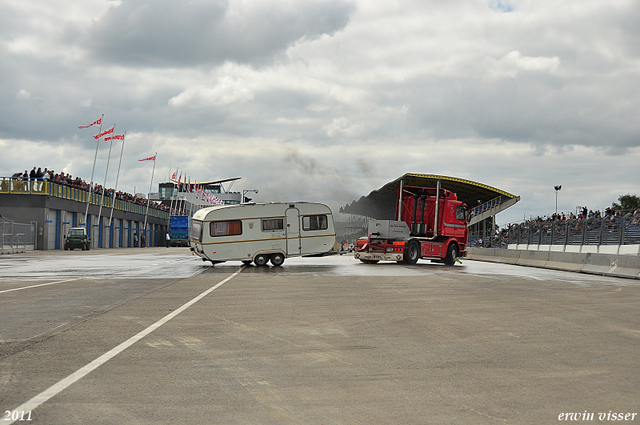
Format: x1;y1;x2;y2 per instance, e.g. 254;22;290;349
543;251;587;273
581;252;640;279
516;250;549;268
598;245;619;255
619;245;640;255
494;248;520;265
467;247;640;280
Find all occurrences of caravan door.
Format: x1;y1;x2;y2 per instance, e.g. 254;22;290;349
285;206;301;256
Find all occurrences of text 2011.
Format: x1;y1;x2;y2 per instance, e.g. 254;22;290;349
3;411;32;421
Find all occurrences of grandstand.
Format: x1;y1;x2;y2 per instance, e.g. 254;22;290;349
0;177;169;250
340;173;520;237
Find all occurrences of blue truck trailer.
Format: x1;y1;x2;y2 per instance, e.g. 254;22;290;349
169;216;190;247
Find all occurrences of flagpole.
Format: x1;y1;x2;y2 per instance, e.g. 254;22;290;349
108;131;126;227
174;169;180;215
187;177;192;217
184;175;188;214
97;124;115;236
179;174;185;215
83;113;104;230
169;168;178;216
185;176;190;213
143;153;157;244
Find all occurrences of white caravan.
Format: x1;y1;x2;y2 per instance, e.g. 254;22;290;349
189;202;336;266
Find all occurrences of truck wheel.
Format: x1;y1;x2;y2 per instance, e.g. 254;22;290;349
270;253;285;267
404;240;420;265
254;254;269;267
444;244;459;266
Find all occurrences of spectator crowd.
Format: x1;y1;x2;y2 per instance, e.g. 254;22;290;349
475;206;640;248
516;206;640;227
9;166;179;214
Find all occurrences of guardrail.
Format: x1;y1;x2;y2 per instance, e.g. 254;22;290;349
468;195;512;220
0;178;169;220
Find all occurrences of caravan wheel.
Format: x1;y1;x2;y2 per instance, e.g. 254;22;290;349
254;254;269;267
270;253;285;266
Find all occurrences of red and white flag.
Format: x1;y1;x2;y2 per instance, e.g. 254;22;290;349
94;126;114;140
171;170;177;180
104;134;125;141
78;118;102;129
138;155;156;162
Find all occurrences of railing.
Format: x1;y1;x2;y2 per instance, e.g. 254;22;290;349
1;219;35;254
471;213;640;249
0;178;169;220
468;195;512;221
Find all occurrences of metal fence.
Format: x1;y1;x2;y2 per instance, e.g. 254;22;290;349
470;213;640;249
1;219;36;254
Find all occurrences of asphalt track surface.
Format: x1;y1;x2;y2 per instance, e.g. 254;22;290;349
1;248;639;424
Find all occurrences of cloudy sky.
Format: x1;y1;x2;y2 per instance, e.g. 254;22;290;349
1;0;639;226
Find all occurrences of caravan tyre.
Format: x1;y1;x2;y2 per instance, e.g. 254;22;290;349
254;254;269;267
270;253;285;266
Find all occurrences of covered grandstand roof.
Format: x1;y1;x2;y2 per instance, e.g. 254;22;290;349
340;173;519;220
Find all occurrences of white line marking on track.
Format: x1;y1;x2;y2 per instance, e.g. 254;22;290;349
1;267;245;424
0;278;80;294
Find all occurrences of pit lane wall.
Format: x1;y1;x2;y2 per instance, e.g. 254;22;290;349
466;245;640;280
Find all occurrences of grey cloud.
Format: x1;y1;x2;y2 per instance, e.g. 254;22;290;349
83;0;354;67
400;71;640;149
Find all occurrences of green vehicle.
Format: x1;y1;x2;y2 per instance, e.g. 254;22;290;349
64;227;91;251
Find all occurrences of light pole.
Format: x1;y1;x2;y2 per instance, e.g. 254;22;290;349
554;185;562;215
242;189;259;203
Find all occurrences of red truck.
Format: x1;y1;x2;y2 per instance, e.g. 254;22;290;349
354;182;468;265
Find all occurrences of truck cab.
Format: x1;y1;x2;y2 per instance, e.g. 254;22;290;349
355;184;468;265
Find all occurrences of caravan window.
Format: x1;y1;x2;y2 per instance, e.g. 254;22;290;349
210;220;242;237
302;215;328;231
190;220;203;242
262;218;284;231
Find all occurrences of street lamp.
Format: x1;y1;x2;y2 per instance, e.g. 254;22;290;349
242;189;259;203
554;185;562;215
